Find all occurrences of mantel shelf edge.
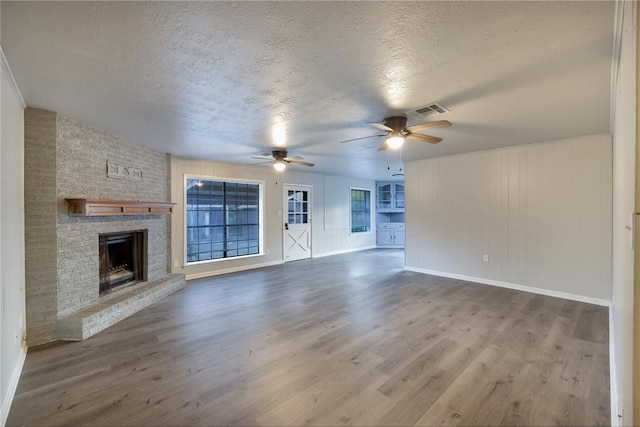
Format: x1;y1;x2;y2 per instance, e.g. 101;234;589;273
65;199;176;216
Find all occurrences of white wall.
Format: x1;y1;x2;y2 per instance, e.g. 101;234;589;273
611;0;636;425
170;157;376;279
405;133;612;303
0;47;26;427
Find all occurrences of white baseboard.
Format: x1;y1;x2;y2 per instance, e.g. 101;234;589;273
186;260;284;281
403;266;611;307
312;245;378;258
1;344;27;427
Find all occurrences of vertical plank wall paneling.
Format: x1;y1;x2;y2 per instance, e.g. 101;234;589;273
405;133;612;302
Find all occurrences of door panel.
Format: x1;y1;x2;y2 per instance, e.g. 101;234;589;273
284;185;312;261
377;229;392;245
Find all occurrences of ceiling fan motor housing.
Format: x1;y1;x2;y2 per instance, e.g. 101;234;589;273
384;116;408;133
272;150;288;160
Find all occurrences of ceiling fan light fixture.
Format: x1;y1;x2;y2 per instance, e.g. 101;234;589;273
273;160;286;172
386;134;405;149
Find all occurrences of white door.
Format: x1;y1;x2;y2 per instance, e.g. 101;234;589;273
284;185;312;261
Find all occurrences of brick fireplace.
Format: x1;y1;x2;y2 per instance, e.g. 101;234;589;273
24;108;185;345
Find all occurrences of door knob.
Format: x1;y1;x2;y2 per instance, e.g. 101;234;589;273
284;223;289;230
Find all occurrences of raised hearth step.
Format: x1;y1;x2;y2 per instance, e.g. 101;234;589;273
57;273;186;341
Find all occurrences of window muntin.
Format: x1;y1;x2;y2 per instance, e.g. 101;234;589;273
351;188;371;233
186;178;262;263
287;189;309;224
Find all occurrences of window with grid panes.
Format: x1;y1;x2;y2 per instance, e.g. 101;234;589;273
350;188;371;233
186;178;262;262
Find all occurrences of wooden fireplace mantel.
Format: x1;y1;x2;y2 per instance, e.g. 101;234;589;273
65;199;176;216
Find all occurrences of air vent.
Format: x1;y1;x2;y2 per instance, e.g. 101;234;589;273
406;102;450;120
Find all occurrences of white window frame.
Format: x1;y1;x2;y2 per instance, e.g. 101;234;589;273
350;187;372;234
184;174;265;265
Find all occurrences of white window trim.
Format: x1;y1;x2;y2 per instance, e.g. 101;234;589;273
184;174;265;265
349;187;373;234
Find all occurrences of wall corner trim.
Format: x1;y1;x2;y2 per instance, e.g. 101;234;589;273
0;44;26;108
1;344;27;427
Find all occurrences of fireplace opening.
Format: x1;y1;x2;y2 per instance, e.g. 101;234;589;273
99;230;147;295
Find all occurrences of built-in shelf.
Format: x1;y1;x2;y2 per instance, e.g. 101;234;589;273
65;199;176;216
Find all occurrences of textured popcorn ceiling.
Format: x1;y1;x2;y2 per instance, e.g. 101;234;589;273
1;1;614;180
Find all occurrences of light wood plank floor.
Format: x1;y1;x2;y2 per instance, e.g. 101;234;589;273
8;249;610;426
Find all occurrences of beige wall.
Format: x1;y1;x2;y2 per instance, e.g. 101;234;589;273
170;157;377;280
0;47;26;426
405;133;612;303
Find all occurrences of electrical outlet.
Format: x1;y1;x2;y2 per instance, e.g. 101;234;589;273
267;248;271;254
483;254;489;262
173;260;179;268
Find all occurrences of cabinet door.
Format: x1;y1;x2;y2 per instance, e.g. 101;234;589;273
393;229;405;246
393;183;405;210
377;229;393;245
377;183;392;211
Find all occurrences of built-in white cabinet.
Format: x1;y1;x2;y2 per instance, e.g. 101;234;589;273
377;182;404;212
377;223;405;247
376;181;405;247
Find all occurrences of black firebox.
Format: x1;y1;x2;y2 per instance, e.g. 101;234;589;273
98;230;147;295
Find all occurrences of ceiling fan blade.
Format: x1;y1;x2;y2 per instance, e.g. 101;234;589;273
251;155;274;160
406;133;442;144
287;160;315;167
406;120;452;133
340;134;386;143
378;140;389;151
368;122;394;132
283;156;303;161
